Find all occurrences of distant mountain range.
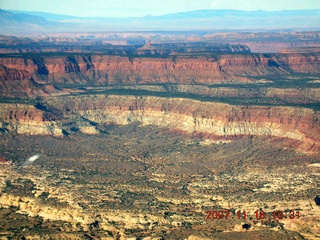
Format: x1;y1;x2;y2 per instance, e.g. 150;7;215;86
1;8;320;35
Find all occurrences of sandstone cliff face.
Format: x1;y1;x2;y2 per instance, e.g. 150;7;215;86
0;53;319;96
0;104;62;136
0;94;313;152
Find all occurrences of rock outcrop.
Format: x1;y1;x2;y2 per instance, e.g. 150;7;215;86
0;52;319;96
1;95;318;152
0;104;62;136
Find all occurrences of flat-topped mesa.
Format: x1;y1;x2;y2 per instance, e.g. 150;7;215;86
136;42;251;55
278;47;320;54
0;52;319;96
0;36;250;54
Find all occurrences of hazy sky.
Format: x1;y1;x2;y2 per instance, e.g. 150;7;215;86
1;0;319;17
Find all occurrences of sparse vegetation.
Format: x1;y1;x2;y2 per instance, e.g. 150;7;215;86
0;123;319;238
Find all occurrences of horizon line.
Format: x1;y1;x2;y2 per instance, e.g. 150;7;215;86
2;8;320;19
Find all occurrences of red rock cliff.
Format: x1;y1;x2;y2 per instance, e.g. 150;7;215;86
45;95;320;153
0;53;319;96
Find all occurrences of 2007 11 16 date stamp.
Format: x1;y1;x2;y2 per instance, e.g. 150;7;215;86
205;209;301;220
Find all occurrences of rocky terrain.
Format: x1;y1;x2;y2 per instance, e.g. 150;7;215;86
1;94;318;151
0;124;319;239
201;32;320;53
0;92;319;239
0;32;319;239
0;50;320;98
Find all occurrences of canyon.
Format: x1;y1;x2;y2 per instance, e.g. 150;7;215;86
0;31;319;239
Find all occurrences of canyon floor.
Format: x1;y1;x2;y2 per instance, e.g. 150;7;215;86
0;123;319;239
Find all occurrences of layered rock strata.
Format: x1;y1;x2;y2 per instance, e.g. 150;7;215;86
0;52;319;96
0;104;62;136
1;95;318;152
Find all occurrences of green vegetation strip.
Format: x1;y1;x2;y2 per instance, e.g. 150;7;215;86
73;88;320;111
0;89;319;110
